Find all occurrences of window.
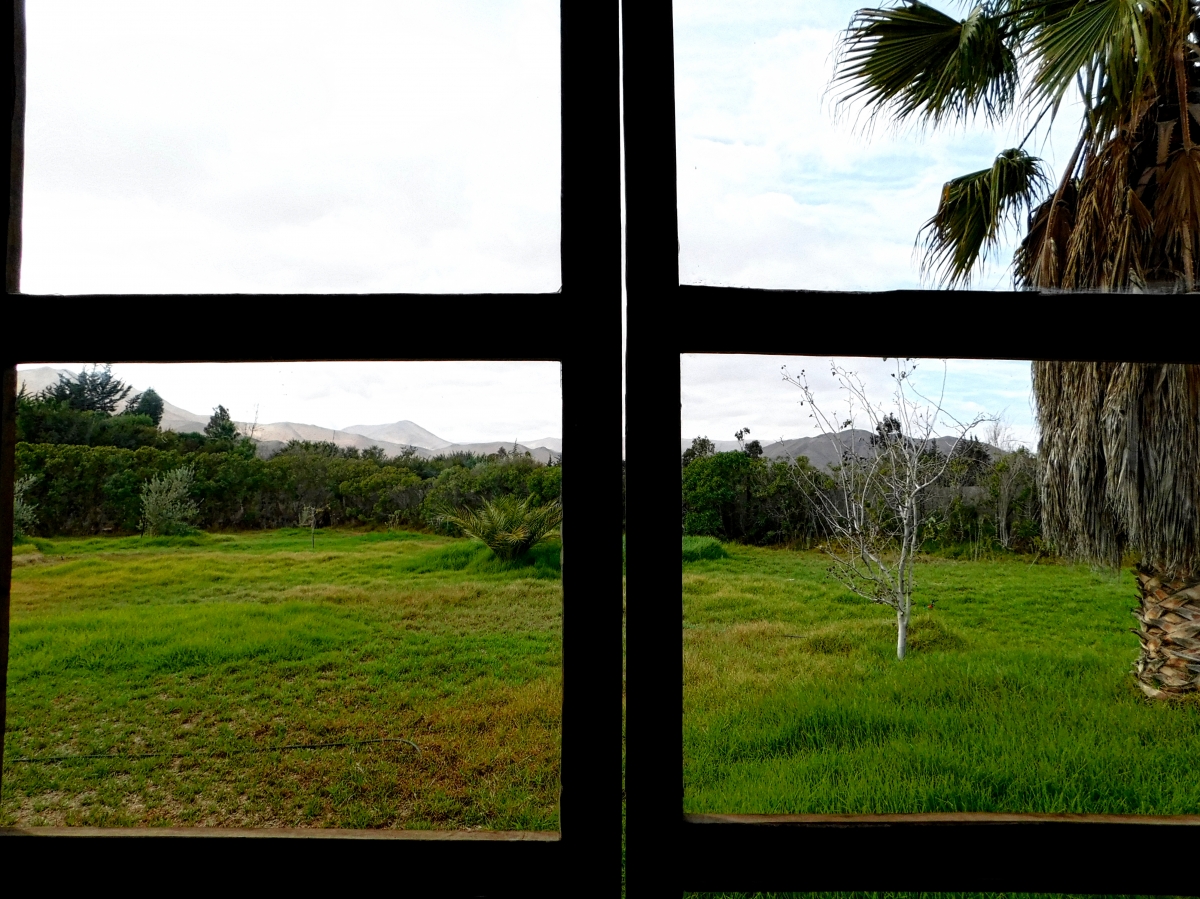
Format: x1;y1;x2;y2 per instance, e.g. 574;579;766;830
671;0;1200;296
2;0;618;891
21;1;560;295
10;359;564;832
623;1;1200;895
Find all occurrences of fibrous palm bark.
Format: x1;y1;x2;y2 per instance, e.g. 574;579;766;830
1034;361;1200;697
1130;566;1200;697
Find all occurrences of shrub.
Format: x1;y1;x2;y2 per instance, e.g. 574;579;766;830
13;474;39;540
436;495;562;561
682;536;728;562
141;466;200;536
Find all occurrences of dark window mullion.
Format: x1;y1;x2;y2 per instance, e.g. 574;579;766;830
1;1;620;893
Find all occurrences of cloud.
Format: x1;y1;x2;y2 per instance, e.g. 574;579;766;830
681;354;1039;449
673;2;1085;291
21;0;560;294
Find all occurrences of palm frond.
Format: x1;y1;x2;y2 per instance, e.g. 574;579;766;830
1013;174;1081;288
917;147;1049;286
1024;0;1159;138
832;0;1019;129
1152;145;1200;286
1059;134;1155;289
435;495;562;561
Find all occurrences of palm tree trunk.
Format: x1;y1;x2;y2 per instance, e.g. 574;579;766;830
1131;564;1200;698
1175;48;1196;288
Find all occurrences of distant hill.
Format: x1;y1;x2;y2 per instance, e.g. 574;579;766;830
237;421;430;459
342;420;453;450
17;366;76;398
16;366;561;462
683;429;1000;471
159;400;209;432
522;436;563;453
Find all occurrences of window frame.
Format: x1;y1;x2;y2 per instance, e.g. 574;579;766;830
1;1;620;893
622;0;1200;894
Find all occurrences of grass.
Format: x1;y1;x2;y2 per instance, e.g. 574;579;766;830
3;527;562;830
684;540;1200;816
683;536;730;563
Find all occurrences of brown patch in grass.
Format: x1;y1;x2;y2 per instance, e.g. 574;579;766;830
279;584;374;604
725;621;788;645
795;625;857;655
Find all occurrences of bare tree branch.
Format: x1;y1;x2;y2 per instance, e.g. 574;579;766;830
781;358;993;659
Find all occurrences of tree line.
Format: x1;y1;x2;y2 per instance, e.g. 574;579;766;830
681;429;1041;555
14;366;561;537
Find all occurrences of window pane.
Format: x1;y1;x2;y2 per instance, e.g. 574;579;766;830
674;1;1083;291
22;1;561;294
681;353;1200;817
8;361;563;830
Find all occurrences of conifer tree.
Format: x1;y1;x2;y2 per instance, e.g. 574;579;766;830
42;364;132;414
128;387;164;425
204;405;238;441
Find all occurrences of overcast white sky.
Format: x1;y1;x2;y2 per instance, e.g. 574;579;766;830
674;0;1083;290
21;0;560;294
682;354;1039;450
18;361;562;443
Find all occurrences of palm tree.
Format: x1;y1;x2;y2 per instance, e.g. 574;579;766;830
436;495;563;561
832;0;1200;291
1033;362;1200;697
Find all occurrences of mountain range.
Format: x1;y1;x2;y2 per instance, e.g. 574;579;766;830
682;430;1001;471
17;367;562;463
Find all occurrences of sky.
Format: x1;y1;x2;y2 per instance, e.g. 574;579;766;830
21;0;560;294
17;361;563;444
681;354;1039;450
674;0;1084;291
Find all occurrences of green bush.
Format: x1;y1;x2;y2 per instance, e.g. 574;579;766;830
436;495;563;560
141;466;200;536
682;536;729;562
682;451;822;544
13;475;39;540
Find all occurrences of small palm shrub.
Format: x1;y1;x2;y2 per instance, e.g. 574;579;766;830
13;474;39;541
437;495;562;561
141;466;199;536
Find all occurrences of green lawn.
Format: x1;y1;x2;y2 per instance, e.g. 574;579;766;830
3;528;561;830
684;542;1200;816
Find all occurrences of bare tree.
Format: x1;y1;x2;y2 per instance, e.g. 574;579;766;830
240;403;260;442
983;415;1014;454
781;358;990;660
981;414;1035;550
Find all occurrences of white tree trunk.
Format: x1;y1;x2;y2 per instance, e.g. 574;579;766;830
896;606;908;660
